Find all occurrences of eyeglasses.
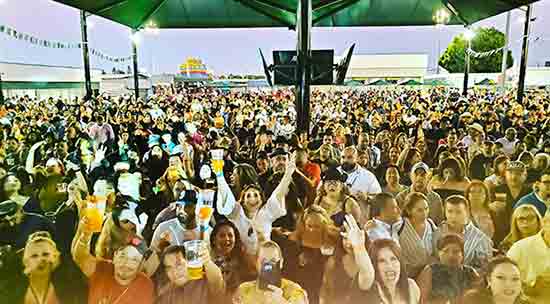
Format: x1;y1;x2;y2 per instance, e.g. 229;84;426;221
517;215;536;223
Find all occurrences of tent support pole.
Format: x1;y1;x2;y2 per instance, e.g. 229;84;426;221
80;10;92;100
132;29;140;99
517;5;532;103
462;38;470;96
296;0;312;136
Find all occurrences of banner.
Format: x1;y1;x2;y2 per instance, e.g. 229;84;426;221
0;24;132;63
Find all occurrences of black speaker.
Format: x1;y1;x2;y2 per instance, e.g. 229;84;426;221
272;50;334;85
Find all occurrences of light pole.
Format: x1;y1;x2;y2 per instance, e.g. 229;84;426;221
433;9;450;75
0;72;5;104
500;11;511;94
517;5;533;103
463;28;475;96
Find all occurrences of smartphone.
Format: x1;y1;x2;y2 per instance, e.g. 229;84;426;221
258;260;282;291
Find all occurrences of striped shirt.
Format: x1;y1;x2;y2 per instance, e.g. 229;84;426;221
433;222;493;271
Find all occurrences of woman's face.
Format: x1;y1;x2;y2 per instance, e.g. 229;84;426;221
468;185;487;207
438;243;463;267
515;208;539;237
488;263;522;301
214;225;236;256
385;167;400;186
242;189;262;212
230;169;239;188
409;199;429;222
376;247;401;287
389;147;400;163
3;175;21;193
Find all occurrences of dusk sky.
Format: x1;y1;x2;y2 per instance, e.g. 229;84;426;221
1;0;549;75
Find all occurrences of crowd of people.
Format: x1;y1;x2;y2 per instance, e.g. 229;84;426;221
0;85;549;304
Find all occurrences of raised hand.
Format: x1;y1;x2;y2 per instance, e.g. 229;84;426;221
285;151;297;177
342;214;365;249
94;145;107;163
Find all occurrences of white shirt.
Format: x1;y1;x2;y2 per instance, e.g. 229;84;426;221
338;165;382;195
367;218;404;244
496;137;518;156
216;175;286;254
151;218;212;247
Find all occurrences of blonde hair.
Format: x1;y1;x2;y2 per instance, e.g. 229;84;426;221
23;231;60;275
500;205;542;252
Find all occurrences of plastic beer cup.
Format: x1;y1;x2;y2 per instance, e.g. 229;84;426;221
184;240;204;280
85;195;106;233
211;149;224;174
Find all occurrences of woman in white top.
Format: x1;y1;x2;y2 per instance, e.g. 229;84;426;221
215;153;295;254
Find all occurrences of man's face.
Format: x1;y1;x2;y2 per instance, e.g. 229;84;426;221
6;139;18;152
447;133;458;146
113;246;143;285
271;155;288;173
506;130;516;141
445;203;468;230
296;151;308;167
23;241;59;276
342;150;357;167
411;169;428;192
381;198;401;224
438;243;463;267
537;174;550;200
505;170;526;187
163;251;189;287
323;135;333;145
256;158;269;174
358;134;370;148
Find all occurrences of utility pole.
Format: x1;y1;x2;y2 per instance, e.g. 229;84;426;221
517;5;532;103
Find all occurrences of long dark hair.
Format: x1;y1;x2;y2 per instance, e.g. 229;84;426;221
209;220;244;260
368;239;410;303
233;163;259;196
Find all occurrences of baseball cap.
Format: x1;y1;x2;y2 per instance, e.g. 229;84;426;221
411;162;430;175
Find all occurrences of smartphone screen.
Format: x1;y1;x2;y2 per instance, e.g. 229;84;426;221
258;260;282;290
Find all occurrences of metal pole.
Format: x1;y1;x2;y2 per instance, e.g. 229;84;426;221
132;29;140;99
462;39;471;96
0;73;4;104
436;25;441;75
500;11;511;93
295;0;312;135
80;11;92;100
517;5;532;103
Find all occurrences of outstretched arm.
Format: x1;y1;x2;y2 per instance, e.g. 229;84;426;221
342;215;375;291
71;217;98;277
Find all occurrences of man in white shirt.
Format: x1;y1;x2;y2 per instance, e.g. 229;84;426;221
496;128;519;156
365;192;403;244
338;146;382;195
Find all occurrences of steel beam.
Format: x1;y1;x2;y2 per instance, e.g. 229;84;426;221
296;0;312;135
80;10;93;100
517;5;531;103
132;29;140;99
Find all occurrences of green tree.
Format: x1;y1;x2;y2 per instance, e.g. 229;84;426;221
439;27;513;73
